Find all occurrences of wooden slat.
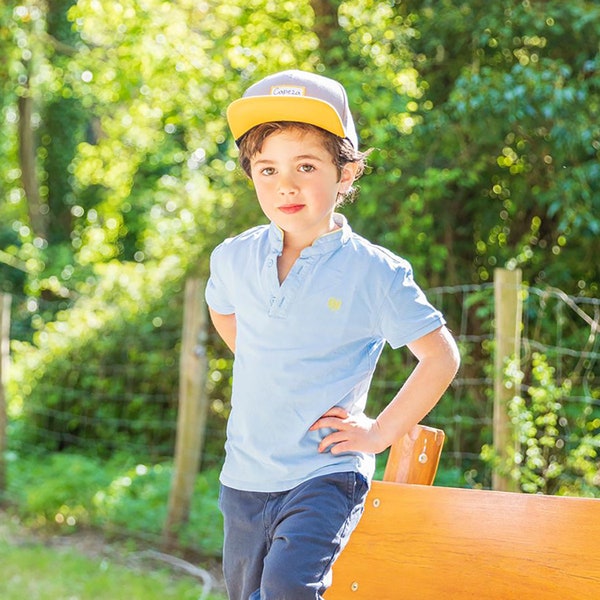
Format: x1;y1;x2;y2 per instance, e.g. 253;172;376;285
327;482;600;599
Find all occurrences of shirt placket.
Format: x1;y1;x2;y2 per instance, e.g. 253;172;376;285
266;253;314;318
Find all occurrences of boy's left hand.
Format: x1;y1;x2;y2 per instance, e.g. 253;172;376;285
309;407;389;455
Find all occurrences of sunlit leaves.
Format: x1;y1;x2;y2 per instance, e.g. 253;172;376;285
482;353;599;496
2;0;599;299
59;0;321;272
372;0;600;292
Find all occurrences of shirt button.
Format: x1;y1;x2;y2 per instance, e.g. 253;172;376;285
267;259;274;267
270;297;275;305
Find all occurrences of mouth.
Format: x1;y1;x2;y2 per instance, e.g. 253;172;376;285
278;204;305;214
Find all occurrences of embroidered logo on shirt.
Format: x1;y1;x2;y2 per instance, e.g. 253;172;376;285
327;297;342;311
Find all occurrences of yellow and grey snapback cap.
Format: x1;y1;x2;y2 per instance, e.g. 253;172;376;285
226;69;358;148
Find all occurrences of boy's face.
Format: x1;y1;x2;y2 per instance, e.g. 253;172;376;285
249;128;357;247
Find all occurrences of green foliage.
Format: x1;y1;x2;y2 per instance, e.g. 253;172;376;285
0;3;34;294
342;0;600;293
9;260;185;457
5;452;223;556
5;452;113;528
92;462;223;555
2;0;599;292
482;353;600;496
1;0;599;502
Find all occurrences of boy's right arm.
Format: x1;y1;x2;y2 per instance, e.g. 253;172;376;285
209;308;237;353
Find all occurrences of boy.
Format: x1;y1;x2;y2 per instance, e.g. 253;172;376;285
205;70;460;600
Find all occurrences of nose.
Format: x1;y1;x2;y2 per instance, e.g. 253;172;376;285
277;172;299;196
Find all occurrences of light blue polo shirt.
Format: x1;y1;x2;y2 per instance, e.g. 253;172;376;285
205;214;445;492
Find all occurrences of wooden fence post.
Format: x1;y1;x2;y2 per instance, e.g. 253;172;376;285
162;278;209;550
493;268;522;492
0;293;12;500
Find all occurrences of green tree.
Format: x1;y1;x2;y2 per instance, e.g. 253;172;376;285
373;1;600;293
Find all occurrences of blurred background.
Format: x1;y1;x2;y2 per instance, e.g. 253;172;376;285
0;0;599;595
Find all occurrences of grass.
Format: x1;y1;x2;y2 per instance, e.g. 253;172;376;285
0;544;225;599
0;517;227;600
0;450;227;599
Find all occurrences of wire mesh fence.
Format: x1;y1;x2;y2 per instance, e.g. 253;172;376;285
2;275;599;489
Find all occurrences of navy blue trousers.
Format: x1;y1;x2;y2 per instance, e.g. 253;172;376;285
219;471;369;600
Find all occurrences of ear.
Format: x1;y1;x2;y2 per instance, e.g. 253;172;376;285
339;162;359;194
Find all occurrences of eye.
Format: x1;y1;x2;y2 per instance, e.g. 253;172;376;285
260;167;276;176
298;163;316;173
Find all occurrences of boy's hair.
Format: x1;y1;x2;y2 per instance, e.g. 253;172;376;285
238;121;370;205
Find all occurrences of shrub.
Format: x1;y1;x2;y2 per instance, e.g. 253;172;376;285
5;451;223;556
482;353;600;496
9;260;184;459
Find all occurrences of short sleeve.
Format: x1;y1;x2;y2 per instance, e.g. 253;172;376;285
205;242;236;315
378;263;445;349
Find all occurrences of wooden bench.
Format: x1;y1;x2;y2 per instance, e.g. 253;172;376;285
326;425;600;599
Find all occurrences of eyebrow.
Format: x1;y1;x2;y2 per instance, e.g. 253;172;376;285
294;154;325;162
252;154;325;166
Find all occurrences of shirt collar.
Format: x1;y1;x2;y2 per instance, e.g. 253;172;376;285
268;213;351;257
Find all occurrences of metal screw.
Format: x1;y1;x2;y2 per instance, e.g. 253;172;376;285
351;582;359;592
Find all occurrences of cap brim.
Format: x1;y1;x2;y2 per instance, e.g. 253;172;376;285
227;96;347;142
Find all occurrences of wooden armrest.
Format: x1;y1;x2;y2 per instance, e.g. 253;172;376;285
383;424;445;485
